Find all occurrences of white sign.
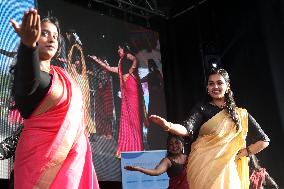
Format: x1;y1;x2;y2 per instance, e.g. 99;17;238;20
121;150;169;189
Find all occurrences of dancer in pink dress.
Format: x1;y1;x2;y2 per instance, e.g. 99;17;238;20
89;44;146;157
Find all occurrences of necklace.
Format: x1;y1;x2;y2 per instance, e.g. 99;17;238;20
210;101;225;109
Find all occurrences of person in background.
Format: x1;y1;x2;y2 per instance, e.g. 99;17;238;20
10;8;100;188
150;68;270;189
125;134;189;189
89;44;147;158
141;59;167;150
249;154;279;189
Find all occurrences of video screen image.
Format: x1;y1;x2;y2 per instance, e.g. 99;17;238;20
0;0;167;181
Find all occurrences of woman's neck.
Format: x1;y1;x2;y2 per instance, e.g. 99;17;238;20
211;98;225;108
40;60;51;73
169;152;182;159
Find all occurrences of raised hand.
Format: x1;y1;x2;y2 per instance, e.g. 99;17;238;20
88;55;100;63
10;8;41;48
149;115;169;130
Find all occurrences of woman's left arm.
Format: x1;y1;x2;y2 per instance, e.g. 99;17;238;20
236;113;270;159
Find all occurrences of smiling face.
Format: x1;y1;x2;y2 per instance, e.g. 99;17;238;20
37;21;59;61
168;137;183;155
207;73;229;100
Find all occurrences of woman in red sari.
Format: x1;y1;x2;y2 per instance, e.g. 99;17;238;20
124;135;189;189
89;44;145;157
10;9;100;188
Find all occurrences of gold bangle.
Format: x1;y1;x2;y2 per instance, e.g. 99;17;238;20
164;122;172;132
246;147;252;157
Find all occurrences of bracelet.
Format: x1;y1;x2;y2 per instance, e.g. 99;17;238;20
246;147;252;157
164;122;172;132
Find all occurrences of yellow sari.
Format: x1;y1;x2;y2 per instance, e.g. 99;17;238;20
187;108;249;189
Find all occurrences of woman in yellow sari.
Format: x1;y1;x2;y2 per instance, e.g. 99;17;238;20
150;68;270;189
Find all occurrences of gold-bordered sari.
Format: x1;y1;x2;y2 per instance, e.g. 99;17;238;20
187;108;249;189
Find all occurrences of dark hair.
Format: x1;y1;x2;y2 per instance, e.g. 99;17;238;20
118;42;133;54
166;134;184;156
207;68;240;131
41;16;62;57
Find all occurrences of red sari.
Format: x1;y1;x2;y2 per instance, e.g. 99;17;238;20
14;66;100;189
115;59;144;157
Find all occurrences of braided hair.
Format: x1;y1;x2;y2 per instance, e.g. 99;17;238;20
207;68;241;131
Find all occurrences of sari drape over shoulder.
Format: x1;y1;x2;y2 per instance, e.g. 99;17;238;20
187;108;249;189
14;66;100;189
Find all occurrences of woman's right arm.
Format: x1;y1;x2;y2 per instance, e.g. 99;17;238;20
149;115;189;136
149;104;204;137
11;10;51;117
124;158;170;176
88;55;118;73
11;9;50;96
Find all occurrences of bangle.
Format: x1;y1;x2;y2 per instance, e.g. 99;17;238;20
246;147;252;157
164;122;172;132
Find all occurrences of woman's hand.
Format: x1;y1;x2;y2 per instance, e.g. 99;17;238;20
124;166;138;171
10;8;41;48
235;148;248;161
149;115;169;130
88;55;100;63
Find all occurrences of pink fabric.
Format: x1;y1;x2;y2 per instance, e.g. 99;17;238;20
14;66;99;189
116;64;144;156
250;168;266;189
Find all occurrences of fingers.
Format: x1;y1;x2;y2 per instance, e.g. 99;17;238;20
22;10;29;32
10;9;39;36
10;19;20;34
32;10;38;28
124;166;132;170
26;9;38;31
149;115;160;119
36;14;41;32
